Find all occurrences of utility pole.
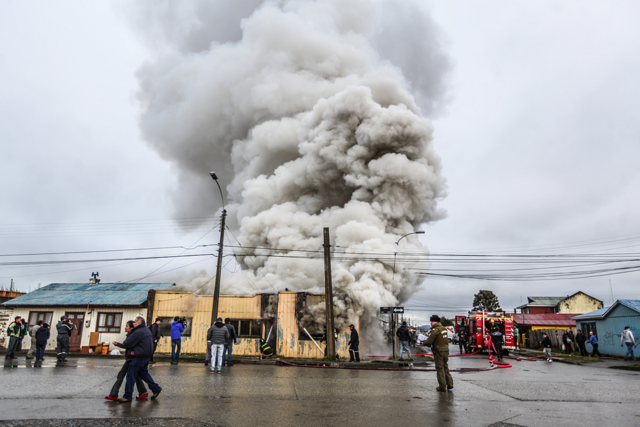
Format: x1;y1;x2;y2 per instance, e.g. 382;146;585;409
323;227;336;358
209;172;226;325
211;209;226;324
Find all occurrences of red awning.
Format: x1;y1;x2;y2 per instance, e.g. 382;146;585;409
513;313;576;327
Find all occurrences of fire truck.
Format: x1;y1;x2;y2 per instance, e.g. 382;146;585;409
455;311;515;354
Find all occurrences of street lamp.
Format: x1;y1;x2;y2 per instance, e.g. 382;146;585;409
395;231;425;245
393;231;425;278
210;172;226;325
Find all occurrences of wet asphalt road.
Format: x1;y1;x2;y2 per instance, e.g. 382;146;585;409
2;346;640;427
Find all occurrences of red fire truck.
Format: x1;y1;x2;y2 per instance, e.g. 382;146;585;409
455;311;515;354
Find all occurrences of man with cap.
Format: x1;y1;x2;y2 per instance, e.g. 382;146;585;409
348;324;360;362
424;315;453;392
396;321;413;361
56;315;75;362
149;318;162;364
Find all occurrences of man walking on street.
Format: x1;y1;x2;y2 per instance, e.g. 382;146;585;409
396;321;413;361
170;316;184;365
5;316;23;359
207;317;229;373
149;318;162;364
540;333;553;362
621;326;636;361
223;318;237;367
348;324;360;362
56;315;75;362
586;331;601;357
575;329;588;357
26;320;43;359
107;320;148;401
113;316;162;403
425;315;453;392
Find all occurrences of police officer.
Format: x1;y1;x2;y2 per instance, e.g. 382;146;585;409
424;315;453;392
56;315;75;362
348;324;360;362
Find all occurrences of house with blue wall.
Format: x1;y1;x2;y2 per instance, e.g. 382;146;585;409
572;300;640;357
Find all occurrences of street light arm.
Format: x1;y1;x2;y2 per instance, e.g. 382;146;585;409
210;171;225;211
395;231;425;245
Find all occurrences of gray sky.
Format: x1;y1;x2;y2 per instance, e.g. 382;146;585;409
1;1;639;325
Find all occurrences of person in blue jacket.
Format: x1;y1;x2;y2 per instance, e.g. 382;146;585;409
586;331;602;357
35;322;50;361
171;316;185;365
113;316;162;403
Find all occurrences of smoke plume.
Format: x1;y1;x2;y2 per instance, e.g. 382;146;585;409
130;0;450;334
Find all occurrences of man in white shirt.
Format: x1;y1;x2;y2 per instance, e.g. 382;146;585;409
621;326;636;361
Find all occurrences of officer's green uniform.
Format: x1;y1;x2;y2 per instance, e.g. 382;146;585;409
425;322;453;391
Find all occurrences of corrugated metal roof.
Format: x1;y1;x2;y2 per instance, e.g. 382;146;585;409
617;299;640;314
572;307;609;320
513;313;576;326
574;299;640;320
1;283;175;307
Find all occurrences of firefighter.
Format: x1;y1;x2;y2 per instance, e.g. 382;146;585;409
424;315;453;392
458;329;468;354
490;327;504;361
259;339;274;358
348;324;360;362
56;315;75;362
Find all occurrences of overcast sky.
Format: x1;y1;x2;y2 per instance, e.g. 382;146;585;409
2;1;639;325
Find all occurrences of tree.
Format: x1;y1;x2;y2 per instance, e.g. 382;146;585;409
472;290;502;312
440;316;454;327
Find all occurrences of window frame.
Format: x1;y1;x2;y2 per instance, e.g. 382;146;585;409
28;311;53;327
96;312;123;333
229;319;262;338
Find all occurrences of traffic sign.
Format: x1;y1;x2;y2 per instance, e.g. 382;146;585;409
380;306;404;314
392;307;404;314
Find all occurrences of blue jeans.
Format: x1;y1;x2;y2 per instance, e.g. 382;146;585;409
123;358;161;400
223;342;233;364
35;345;45;360
171;339;181;362
399;341;412;359
211;344;224;371
625;342;636;360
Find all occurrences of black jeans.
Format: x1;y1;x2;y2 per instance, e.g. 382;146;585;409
109;360;147;397
578;343;588;357
591;344;602;357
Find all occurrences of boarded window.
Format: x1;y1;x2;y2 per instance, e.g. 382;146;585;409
28;311;53;327
96;312;123;333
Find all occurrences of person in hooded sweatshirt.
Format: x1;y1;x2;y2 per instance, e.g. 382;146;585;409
105;320;148;401
35;322;50;362
207;317;229;374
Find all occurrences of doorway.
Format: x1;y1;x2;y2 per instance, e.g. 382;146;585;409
65;312;85;351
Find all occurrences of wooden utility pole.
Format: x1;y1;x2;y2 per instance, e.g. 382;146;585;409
323;227;336;358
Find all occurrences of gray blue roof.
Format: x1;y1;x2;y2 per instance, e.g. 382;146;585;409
572;299;640;320
1;283;175;307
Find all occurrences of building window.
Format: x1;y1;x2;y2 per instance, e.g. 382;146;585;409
28;311;53;326
96;312;123;333
228;319;262;338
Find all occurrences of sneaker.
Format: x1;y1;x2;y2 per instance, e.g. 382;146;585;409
117;398;131;404
398;358;404;361
409;358;414;362
209;370;215;374
447;386;454;391
136;393;149;400
105;396;118;401
548;359;553;363
216;370;221;374
436;387;447;392
151;390;162;400
204;361;209;366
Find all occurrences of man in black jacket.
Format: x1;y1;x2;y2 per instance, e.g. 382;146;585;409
490;328;504;361
56;316;75;362
149;318;162;364
396;321;413;361
348;324;360;362
575;329;588;357
113;316;162;403
207;317;229;373
223;318;237;367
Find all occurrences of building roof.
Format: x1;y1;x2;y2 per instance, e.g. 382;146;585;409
573;299;640;321
515;296;565;309
1;283;175;307
513;313;576;327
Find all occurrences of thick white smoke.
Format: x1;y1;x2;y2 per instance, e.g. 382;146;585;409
130;0;450;333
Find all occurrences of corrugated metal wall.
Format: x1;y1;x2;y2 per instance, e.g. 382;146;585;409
581;304;640;357
152;291;354;359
